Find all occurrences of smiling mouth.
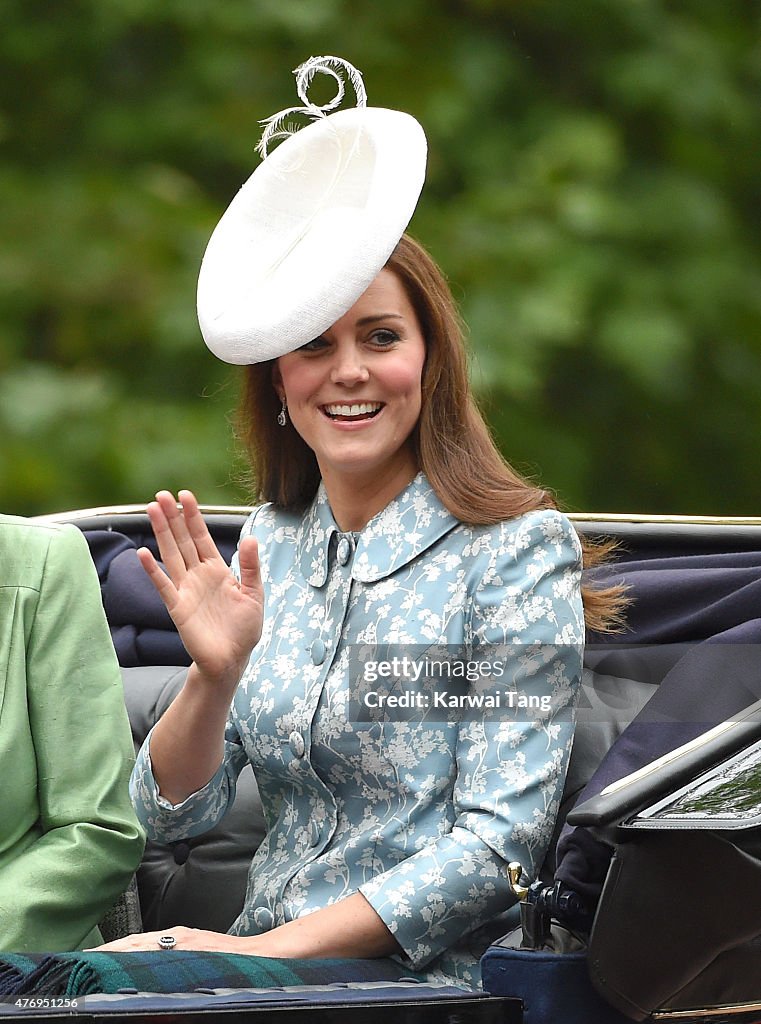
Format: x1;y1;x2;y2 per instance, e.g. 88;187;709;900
321;402;384;422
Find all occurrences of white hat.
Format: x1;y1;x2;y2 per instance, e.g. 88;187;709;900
197;56;428;364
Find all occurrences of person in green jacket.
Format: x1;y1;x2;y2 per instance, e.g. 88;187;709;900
0;514;145;952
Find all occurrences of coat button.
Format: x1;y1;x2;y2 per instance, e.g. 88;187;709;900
309;820;321;847
254;907;274;930
311;638;326;665
289;731;306;758
336;536;352;565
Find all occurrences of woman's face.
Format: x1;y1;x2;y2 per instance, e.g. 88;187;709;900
273;268;426;488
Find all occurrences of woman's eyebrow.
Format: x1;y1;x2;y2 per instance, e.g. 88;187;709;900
355;313;404;327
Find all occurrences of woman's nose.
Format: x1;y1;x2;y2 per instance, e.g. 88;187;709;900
329;345;369;385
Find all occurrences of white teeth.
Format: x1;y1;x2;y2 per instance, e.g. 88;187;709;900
324;403;382;417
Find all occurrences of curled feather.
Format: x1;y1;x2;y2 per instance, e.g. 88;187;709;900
294;55;367;111
256;55;367;159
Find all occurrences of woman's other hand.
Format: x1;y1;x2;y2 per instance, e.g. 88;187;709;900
138;490;263;688
89;926;250;954
90;893;399;958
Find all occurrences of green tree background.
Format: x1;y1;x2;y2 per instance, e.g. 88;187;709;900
1;1;759;515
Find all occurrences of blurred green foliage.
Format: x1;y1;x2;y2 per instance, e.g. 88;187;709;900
1;0;759;514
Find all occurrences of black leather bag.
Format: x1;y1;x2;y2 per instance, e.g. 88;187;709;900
587;830;761;1019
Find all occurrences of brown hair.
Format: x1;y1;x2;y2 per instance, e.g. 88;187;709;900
238;234;627;633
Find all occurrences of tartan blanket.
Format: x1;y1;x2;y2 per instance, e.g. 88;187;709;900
0;951;422;996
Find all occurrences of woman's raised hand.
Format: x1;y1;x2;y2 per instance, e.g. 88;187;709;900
137;490;263;687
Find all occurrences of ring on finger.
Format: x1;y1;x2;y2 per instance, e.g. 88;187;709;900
158;935;177;950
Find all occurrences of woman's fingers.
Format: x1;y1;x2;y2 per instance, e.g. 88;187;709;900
87;926;242;953
237;536;261;596
136;489;262;667
154;490;201;573
89;927;188;953
146;489;220;582
178;489;224;562
145;495;187;581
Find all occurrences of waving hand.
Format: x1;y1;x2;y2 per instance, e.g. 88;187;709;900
138;490;263;688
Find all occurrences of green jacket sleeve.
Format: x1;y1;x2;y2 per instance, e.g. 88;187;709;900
0;522;145;952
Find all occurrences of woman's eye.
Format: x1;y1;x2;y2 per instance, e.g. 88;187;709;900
298;337;329;352
370;329;400;347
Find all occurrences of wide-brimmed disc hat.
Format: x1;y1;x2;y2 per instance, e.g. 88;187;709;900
197;56;427;364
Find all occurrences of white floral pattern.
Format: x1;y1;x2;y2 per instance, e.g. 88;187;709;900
131;474;584;988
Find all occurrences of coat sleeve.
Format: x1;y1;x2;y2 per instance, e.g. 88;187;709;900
0;525;145;952
129;514;255;842
130;722;248;842
359;509;585;969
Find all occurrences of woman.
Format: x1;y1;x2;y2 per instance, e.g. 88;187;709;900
100;235;622;987
0;514;145;951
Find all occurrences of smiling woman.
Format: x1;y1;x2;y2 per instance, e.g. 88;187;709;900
271;268;426;531
95;58;624;988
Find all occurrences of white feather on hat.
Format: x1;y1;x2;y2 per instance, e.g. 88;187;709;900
197;56;428;365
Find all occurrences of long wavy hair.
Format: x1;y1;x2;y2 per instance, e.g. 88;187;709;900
237;234;626;632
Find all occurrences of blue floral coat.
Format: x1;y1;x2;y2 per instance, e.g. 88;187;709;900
131;474;584;987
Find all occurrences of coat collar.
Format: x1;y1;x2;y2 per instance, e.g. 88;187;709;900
297;473;459;587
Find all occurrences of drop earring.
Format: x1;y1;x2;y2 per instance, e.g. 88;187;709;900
277;398;288;427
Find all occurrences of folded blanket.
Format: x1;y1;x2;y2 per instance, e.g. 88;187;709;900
3;951;423;997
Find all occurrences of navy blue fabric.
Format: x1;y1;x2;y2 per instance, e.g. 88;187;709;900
481;946;628;1024
84;531;188;666
589;551;761;645
558;552;761;904
102;549;174;630
86;531;135;583
85;529;239;667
